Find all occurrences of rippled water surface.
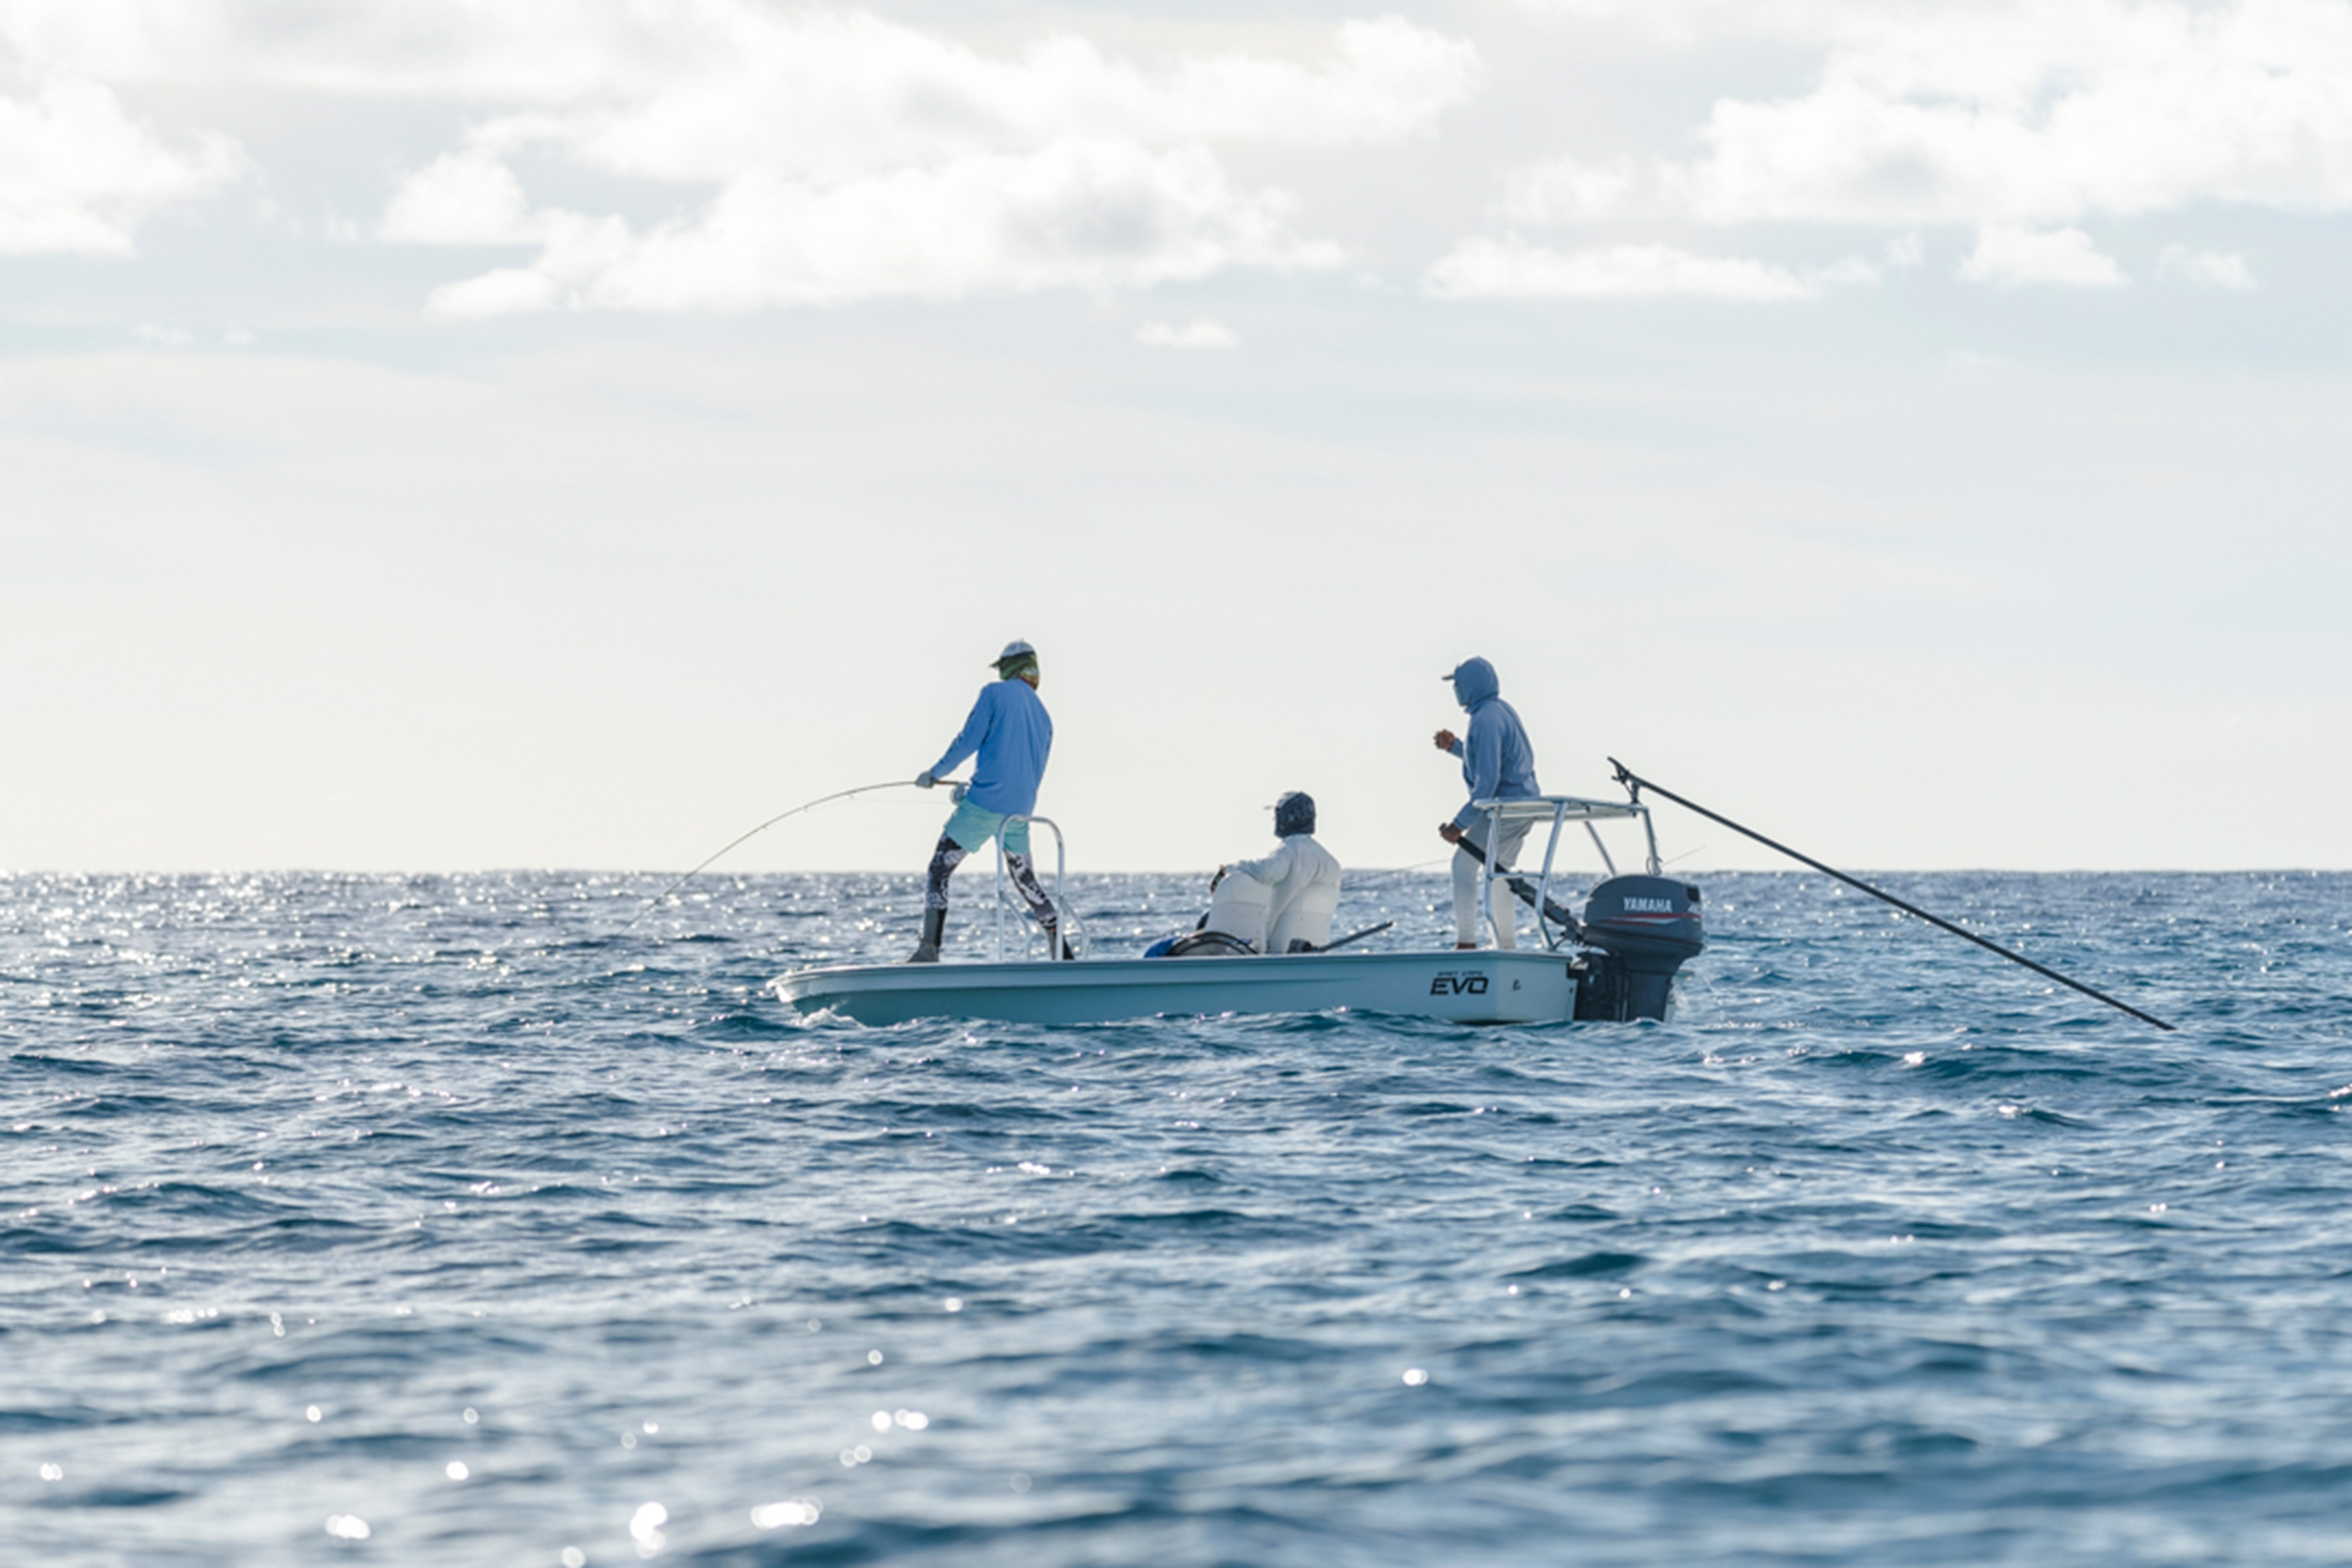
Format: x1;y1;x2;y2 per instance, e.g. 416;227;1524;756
4;869;2349;1566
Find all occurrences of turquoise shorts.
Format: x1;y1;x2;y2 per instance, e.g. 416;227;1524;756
944;799;1030;856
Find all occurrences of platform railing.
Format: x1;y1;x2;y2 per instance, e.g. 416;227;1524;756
991;815;1077;962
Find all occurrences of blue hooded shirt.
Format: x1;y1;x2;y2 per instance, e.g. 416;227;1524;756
1446;657;1539;829
930;677;1053;816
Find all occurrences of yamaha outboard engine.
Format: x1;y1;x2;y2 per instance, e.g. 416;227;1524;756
1574;875;1704;1022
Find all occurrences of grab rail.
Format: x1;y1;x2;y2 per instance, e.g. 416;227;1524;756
992;815;1075;962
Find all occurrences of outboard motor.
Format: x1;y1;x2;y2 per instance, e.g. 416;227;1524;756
1574;875;1705;1022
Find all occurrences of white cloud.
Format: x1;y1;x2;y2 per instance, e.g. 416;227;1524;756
1958;226;2127;289
1496;158;1640;228
378;148;541;246
0;76;242;254
6;7;1478;150
2158;245;2256;291
1136;318;1238;350
1493;0;2352;235
1501;0;1877;43
414;143;1338;315
8;2;1476;313
514;14;1481;183
427;267;564;320
357;9;1474;314
1425;238;1817;300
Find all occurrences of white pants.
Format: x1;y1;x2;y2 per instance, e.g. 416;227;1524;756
1452;812;1533;947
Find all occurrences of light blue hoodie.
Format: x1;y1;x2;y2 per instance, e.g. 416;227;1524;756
930;677;1053;816
1445;657;1539;829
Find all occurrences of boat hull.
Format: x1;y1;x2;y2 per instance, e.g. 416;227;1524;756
773;949;1583;1027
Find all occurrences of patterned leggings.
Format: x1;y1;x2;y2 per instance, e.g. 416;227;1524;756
925;835;1058;938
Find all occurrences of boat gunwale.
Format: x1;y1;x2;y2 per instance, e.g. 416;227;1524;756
776;946;1581;988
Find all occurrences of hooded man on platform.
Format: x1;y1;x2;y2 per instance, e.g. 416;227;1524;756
1432;657;1541;949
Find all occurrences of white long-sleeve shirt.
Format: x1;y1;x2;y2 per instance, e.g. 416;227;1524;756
1225;832;1343;953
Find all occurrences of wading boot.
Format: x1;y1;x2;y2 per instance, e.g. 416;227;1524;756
906;907;946;963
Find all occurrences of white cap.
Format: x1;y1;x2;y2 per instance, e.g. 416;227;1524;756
994;639;1037;663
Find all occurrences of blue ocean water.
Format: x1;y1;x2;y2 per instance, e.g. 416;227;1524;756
3;868;2348;1566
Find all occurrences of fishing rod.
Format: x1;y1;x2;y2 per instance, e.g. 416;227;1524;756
1452;834;1584;939
1311;920;1395;954
1607;758;2175;1033
622;778;962;932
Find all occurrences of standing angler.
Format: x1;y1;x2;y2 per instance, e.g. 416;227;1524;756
910;640;1064;962
1432;657;1541;949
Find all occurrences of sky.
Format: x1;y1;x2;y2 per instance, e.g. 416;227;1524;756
4;0;2349;875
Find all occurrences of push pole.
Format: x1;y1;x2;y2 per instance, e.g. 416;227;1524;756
1607;759;2174;1032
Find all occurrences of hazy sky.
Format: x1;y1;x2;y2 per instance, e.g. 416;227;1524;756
5;0;2348;874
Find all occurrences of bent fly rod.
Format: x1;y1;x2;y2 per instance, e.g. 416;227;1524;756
623;777;963;932
1607;758;2175;1033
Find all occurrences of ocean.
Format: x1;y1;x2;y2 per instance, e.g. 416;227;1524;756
3;868;2346;1565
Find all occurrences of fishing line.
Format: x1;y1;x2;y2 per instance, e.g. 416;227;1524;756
623;778;961;932
1355;857;1453;879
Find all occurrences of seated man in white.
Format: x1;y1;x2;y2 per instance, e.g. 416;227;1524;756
1188;792;1343;955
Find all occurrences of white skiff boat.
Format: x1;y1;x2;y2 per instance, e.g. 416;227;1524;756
779;947;1591;1027
773;794;1703;1027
